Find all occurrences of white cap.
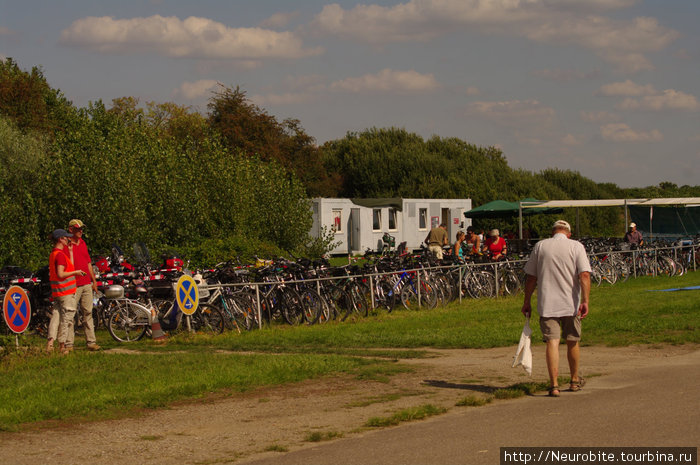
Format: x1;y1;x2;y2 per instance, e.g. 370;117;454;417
629;222;636;228
489;229;499;237
552;220;571;232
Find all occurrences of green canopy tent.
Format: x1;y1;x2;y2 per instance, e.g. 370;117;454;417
464;198;563;239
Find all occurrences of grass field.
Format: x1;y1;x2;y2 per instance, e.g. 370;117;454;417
1;272;698;430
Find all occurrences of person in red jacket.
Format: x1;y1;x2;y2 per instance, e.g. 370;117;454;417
68;219;101;351
482;229;507;260
47;229;86;354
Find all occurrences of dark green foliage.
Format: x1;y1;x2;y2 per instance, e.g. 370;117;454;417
0;65;314;269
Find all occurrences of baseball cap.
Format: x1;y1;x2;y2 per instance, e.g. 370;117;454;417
489;229;499;237
629;222;636;228
51;229;73;240
68;219;85;229
552;220;571;232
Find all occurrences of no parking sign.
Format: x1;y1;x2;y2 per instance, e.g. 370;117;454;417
3;285;31;334
175;274;199;316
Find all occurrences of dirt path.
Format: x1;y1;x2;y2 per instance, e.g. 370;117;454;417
1;344;697;465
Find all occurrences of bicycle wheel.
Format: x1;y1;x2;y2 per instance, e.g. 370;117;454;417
190;303;225;334
298;288;325;324
500;270;521;296
280;288;304;325
227;294;258;330
376;278;396;312
400;280;438;309
107;301;149;342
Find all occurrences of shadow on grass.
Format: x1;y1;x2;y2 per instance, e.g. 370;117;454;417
422;379;496;394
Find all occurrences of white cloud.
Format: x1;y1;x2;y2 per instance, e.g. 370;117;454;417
598;81;700;112
309;1;678;73
0;26;14;36
562;134;582;146
598;79;655;96
330;69;439;93
259;11;300;29
600;123;663;142
173;79;219;99
467;100;556;125
465;86;480;96
60;15;322;60
580;110;620;123
619;89;699;111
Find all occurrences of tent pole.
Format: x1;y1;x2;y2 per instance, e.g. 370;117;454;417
624;199;628;235
518;203;523;240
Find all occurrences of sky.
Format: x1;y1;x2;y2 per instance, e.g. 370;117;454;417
1;0;699;188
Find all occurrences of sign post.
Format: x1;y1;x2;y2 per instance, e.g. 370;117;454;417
175;275;199;332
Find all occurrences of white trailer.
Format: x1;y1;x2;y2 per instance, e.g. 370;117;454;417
310;198;472;255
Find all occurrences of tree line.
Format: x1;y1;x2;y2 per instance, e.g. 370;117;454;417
2;58;698;269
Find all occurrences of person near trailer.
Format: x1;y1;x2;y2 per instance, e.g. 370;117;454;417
424;223;449;259
521;220;591;397
464;227;481;255
47;229;87;354
482;228;507;260
67;219;101;351
453;231;466;261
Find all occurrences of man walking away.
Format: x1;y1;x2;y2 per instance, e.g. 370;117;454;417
425;223;448;259
68;219;101;351
521;220;591;397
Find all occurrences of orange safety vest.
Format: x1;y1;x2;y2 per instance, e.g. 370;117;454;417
49;248;77;297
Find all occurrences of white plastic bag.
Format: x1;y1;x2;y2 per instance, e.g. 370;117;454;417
512;318;532;375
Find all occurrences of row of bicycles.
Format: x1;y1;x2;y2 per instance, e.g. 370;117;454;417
2;237;698;342
581;237;700;286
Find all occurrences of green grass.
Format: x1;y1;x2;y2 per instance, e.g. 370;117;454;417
304;430;343;442
1;271;698;430
455;395;492;407
365;404;447;427
0;351;393;431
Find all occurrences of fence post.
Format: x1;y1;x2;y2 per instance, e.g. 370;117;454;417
255;284;262;329
417;270;422;307
458;265;463;303
493;263;500;297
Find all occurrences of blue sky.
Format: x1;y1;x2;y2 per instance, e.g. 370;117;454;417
1;0;699;188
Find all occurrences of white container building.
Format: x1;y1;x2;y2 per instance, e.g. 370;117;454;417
310;198;472;255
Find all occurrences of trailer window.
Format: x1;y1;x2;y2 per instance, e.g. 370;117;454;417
419;208;427;230
332;209;342;233
388;208;398;231
373;209;382;231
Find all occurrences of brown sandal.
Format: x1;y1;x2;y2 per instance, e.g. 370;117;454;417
570;378;586;392
548;386;560;397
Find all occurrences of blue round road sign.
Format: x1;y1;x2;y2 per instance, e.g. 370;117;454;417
175;275;199;316
3;285;32;334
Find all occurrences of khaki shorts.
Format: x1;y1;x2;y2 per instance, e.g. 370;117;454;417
428;245;444;259
539;315;581;342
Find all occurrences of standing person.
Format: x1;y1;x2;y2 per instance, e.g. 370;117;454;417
453;231;466;261
47;229;86;354
624;222;644;247
424;223;448;259
67;219;101;351
465;227;481;255
482;229;507;260
521;220;591;397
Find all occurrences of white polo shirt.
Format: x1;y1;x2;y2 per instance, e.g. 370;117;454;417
523;233;592;318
